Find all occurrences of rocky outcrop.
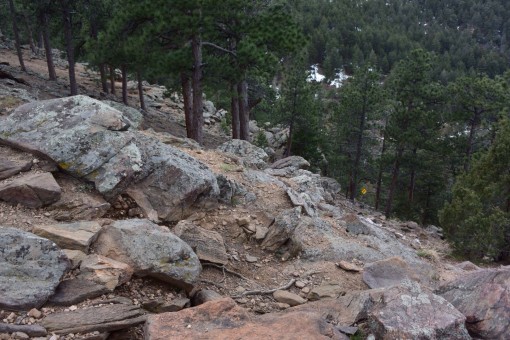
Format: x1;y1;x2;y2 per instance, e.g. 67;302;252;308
363;256;435;289
261;208;302;251
218;139;269;169
93;219;201;291
173;220;228;265
0;172;61;208
0;227;69;310
102;100;143;129
0;95;219;222
437;267;510;339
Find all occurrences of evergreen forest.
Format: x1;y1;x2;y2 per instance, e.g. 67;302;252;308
1;0;509;262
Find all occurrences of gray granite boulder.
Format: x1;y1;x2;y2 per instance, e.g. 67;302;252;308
218;139;268;169
0;95;219;222
0;227;69;310
93;219;201;291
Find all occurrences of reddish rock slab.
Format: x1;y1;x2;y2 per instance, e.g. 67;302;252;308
0;159;32;180
0;172;61;208
145;298;348;340
437;267;510;339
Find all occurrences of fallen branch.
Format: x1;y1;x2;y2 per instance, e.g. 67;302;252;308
232;279;296;298
202;263;251;282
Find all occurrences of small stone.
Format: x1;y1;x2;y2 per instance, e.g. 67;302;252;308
336;260;362;272
236;298;249;304
275;302;290;310
69;305;77;311
12;332;29;339
245;255;258;263
301;287;311;294
236;217;250;226
235;286;246;294
27;308;42;319
295;281;306;289
273;290;306;306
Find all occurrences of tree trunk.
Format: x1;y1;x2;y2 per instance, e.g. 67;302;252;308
109;65;116;95
121;65;128;104
191;34;204;144
238;80;250;141
375;124;388;210
464;110;480;171
99;64;108;93
385;147;404;218
284;84;299;158
350;104;367;201
41;13;57;81
61;0;77;95
8;0;26;72
23;14;36;54
37;31;43;49
231;83;240;139
408;148;417;202
180;72;193;138
137;71;146;111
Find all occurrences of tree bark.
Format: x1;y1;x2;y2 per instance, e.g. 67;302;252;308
385;147;404;218
8;0;26;72
41;13;57;81
37;31;43;49
231;83;240;139
180;72;193;138
109;65;116;95
99;64;108;93
238;80;250;141
23;14;36;54
61;0;78;95
191;34;204;144
121;65;128;104
137;71;146;111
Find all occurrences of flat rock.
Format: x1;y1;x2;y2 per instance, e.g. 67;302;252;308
0;227;69;311
173;220;228;265
0;172;61;208
437;267;510;339
218;139;268;169
50;192;110;222
32;221;105;252
145;298;348;340
363;256;435;289
79;254;133;291
0;96;219;222
269;156;310;171
40;303;145;335
307;283;345;301
336;260;362;272
93;219;201;291
273;290;306;306
0;324;46;337
49;278;111;306
0;158;31;180
62;249;87;269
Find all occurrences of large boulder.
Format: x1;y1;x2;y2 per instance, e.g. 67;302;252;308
0;172;61;208
0;227;69;310
437;267;510;339
93;219;201;291
367;281;470;339
218;139;268;169
0;95;219;222
102;100;143;129
363;256;435;289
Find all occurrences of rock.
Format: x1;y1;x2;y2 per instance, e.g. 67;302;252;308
62;249;87;269
11;332;29;339
173;220;228;265
307;284;345;301
363;256;435;289
456;261;480;271
27;308;42;319
0;172;61;208
40;303;146;335
368;281;470;339
93;219;201;291
79;254;133;291
286;188;317;217
270;156;310;170
272;290;306;306
0;324;47;337
0;158;31;180
336;260;362;272
254;225;269;240
437;267;510;339
191;289;223;306
337;326;358;336
342;213;373;235
0;227;69;311
143;298;190;313
50;193;110;222
261;208;302;251
145;298;347;339
32;221;105;253
0;96;219;223
140;129;201;150
102;100;143;129
49;278;111;306
245;254;258;263
218;139;268;169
